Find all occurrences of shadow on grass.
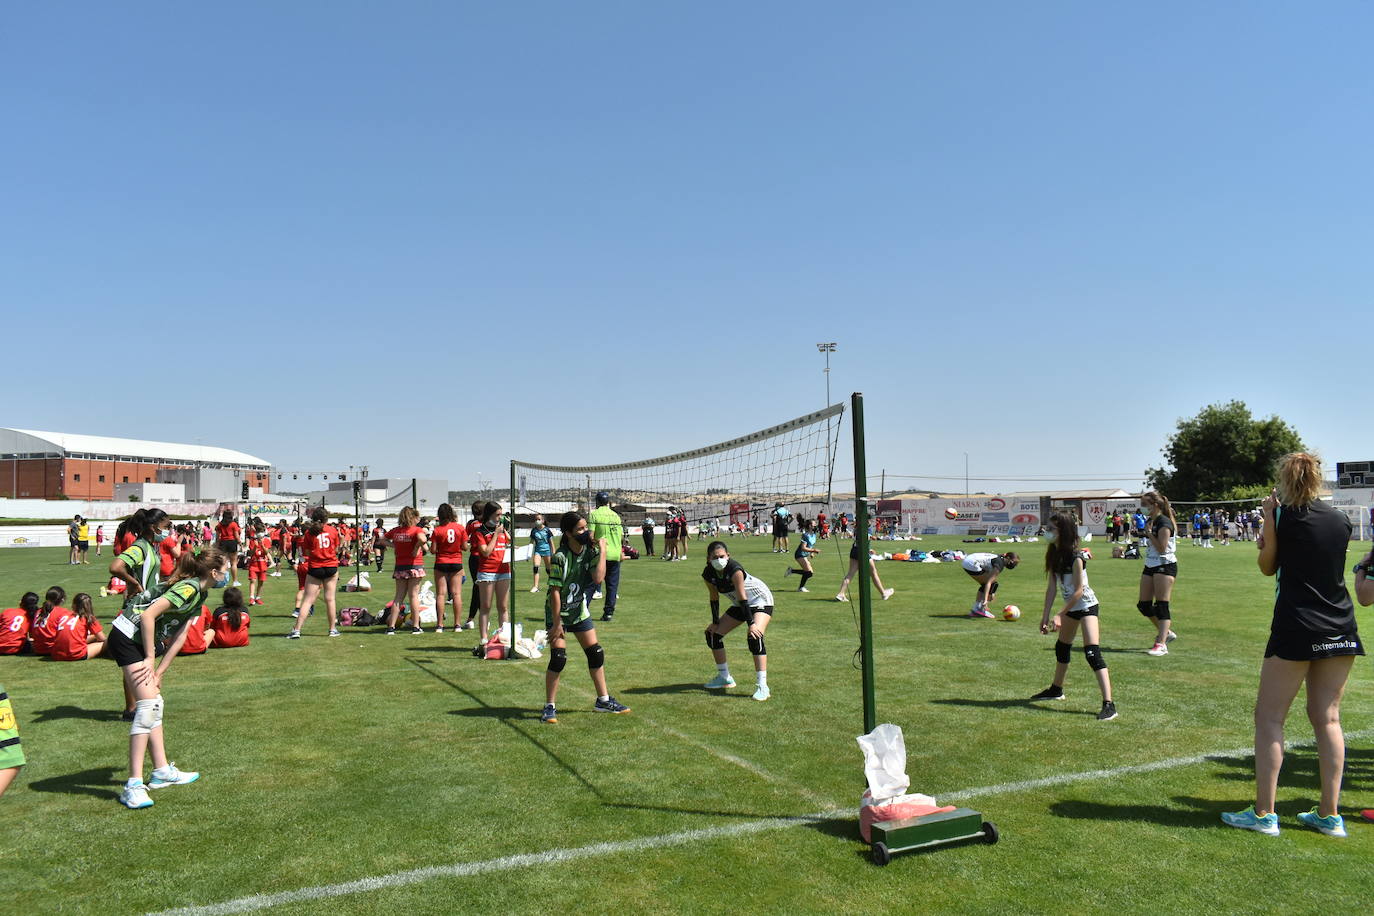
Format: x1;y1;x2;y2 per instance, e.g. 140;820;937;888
929;698;1096;716
30;705;124;723
619;683;711;696
407;646;474;654
405;656;603;800
1208;747;1374;791
927;613;979;619
449;706;535;721
27;766;119;799
1050;795;1230;829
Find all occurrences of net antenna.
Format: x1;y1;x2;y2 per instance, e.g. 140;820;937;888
512;404;845;535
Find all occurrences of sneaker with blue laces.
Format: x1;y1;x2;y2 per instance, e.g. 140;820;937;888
1221;805;1279;836
120;780;154;809
704;673;736;689
1296;807;1346;837
147;764;200;789
540;704;558;724
593;696;630;714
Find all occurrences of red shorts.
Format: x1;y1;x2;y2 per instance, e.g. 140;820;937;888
296;565;308;588
250;565;268;582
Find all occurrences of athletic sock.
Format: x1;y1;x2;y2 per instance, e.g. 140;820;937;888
756;671;768;688
799;571;813;587
717;662;731;678
598;695;610;703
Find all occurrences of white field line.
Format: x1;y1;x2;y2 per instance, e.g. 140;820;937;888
149;727;1374;916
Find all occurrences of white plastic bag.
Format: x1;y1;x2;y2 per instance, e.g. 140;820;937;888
417;582;437;624
856;723;910;802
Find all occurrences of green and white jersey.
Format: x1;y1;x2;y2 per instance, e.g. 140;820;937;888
148;579;208;646
116;538;162;610
546;543;600;626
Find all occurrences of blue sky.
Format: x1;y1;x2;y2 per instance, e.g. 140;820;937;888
3;3;1369;493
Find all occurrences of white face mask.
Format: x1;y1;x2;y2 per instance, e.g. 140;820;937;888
1042;528;1057;543
710;556;729;571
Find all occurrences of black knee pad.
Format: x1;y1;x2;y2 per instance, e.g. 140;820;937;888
1055;640;1072;664
547;647;567;673
584;643;605;670
1084;644;1106;671
989;581;999;596
704;628;724;650
1137;600;1154;618
1152;600;1171;621
747;633;766;656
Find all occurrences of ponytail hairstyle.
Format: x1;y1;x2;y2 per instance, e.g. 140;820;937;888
170;546;227;585
71;592;96;627
38;586;66;626
1276;452;1322;507
130;508;169;543
558;510;585;553
1042;512;1081;576
397;506;419;528
308;506;328;536
1141;490;1177;530
1001;551;1020;570
437;503;456;525
19;591;39;624
218;586;245;630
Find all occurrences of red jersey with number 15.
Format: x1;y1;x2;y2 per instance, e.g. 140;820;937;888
304;525;340;568
431;523;467;564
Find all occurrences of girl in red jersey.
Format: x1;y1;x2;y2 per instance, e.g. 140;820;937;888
430;503;467;634
462;501;485;630
472;501;513;653
210;587;251;648
50;593;107;661
215;510;242;588
30;587;69;656
95;525;106;555
246;523;271;606
176;605;213;655
287;507;341;639
158;526;181;580
0;593;39;655
385;507;429;635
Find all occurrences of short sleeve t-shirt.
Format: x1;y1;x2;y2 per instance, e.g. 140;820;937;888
304;526;340;569
116;538;163;608
1144;516;1177;566
0;608;30;654
179;607;213;655
148;580;211;646
1053;552;1098;612
472;528;511;574
961;553;1004;575
387;526;425;567
530;526;554;556
546;544;601;626
32;607;73;655
51;615;102;661
158;536;179;577
1272;502;1357;637
465;520;484;557
701;559;774;608
216;521;241;543
431;523;468;564
211;607;251;647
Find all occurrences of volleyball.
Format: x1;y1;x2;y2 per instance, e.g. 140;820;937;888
944;507;959;520
1003;605;1021;621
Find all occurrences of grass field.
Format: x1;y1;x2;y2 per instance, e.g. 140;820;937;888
2;534;1373;914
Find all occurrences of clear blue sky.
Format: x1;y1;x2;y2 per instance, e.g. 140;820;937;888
4;3;1369;493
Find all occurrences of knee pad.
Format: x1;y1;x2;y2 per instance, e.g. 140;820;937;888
1152;600;1171;621
130;696;163;736
1084;644;1106;671
584;643;605;670
1055;640;1072;665
547;647;567;674
989;581;1000;596
1137;600;1154;618
747;633;766;656
704;628;724;651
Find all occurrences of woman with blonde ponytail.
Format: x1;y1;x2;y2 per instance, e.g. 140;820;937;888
1137;491;1179;656
1223;452;1362;838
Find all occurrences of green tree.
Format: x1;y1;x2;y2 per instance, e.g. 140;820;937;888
1144;401;1304;501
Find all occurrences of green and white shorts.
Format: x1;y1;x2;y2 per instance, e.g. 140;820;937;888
0;686;25;770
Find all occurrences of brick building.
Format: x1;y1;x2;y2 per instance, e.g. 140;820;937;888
0;429;271;501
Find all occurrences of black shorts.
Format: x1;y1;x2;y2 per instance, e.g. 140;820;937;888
307;566;338;581
793;549;808;562
434;562;463;575
1142;562;1178;578
850;544;861;560
725;605;774;622
78;540;89;551
773;523;786;537
106;628;147;667
1265;628;1365;662
218;539;239;554
1066;604;1100;620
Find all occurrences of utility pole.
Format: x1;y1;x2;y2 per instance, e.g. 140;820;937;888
816;342;837;505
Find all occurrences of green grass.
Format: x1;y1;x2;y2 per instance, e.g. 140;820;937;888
2;536;1373;914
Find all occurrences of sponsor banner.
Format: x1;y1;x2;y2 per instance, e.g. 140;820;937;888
1084;501;1107;526
981;512;1009;523
6;536;40;548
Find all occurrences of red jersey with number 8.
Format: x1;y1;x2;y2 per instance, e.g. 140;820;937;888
431;523;467;564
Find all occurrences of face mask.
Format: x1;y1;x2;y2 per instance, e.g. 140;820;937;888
1042;529;1057;543
576;530;592;546
710;556;729;571
483;521;497;533
212;571;230;589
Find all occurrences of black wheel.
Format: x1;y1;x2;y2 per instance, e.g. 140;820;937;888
872;842;891;866
982;821;999;844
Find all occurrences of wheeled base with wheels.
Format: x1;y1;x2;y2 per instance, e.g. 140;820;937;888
869;806;998;865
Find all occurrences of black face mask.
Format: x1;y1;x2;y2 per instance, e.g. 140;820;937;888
576;530;592;546
483;521;498;533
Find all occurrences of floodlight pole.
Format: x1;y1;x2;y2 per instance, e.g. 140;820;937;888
853;391;877;734
817;342;837;505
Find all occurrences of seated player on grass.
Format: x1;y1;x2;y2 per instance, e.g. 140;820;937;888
49;592;108;661
29;587;69;657
540;511;631;723
0;593;38;655
702;541;775;701
210;588;252;648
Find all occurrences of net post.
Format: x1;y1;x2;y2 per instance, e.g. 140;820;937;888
508;461;517;656
353;479;361;596
852;392;877;734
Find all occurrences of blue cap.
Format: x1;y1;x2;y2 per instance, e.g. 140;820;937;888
595;491;611;505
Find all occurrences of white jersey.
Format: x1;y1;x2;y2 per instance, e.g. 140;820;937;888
1057;565;1098;612
1144;515;1177;567
962;553;1000;574
702;558;775;608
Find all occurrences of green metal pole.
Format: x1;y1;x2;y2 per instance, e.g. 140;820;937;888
354;480;361;595
853;392;877;734
508;461;517;656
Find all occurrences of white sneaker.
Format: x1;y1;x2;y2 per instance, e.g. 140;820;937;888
882;588;895;600
835;593;849;602
231;581;241;587
798;587;809;593
1147;643;1168;656
328;628;341;637
148;764;200;789
530;586;539;593
1166;630;1178;643
435;627;445;634
120;781;154;809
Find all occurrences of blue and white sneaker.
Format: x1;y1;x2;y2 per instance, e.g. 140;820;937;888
704;673;736;689
540;704;558;724
752;685;771;702
1296;807;1346;837
120;781;154;809
1221;805;1279;836
593;696;631;714
147;764;200;789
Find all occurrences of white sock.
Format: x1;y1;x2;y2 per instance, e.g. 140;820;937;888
717;663;731;678
756;671;768;687
598;694;610;703
126;777;143;788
